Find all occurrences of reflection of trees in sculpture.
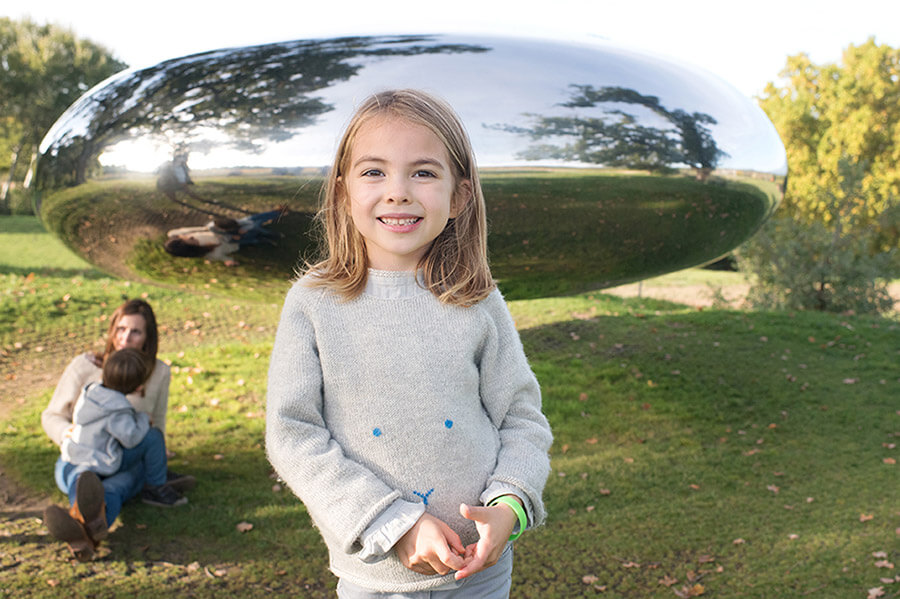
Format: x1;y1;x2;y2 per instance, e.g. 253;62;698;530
36;36;489;188
502;85;727;175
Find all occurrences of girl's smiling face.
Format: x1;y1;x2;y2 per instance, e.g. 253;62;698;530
342;116;468;271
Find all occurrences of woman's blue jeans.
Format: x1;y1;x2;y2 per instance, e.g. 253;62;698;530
55;427;167;526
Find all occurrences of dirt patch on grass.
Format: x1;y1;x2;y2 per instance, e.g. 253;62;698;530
604;281;751;308
605;280;900;311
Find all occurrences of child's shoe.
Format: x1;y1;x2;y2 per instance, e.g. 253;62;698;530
141;484;188;507
165;469;197;493
43;504;94;562
71;471;108;542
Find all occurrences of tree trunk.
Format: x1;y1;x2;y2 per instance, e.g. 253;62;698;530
1;145;22;208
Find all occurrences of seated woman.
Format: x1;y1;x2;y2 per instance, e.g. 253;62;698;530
41;299;194;559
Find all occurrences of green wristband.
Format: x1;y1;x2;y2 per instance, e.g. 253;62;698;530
488;495;527;541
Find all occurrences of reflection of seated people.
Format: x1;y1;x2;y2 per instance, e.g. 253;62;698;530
163;209;284;267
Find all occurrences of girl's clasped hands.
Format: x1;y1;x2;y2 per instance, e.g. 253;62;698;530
395;500;520;580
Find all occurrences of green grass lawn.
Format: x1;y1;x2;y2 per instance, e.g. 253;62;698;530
1;215;898;598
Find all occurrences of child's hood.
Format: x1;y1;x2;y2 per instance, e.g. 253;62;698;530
73;382;135;425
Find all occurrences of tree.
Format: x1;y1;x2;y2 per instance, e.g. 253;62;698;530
757;37;900;252
0;17;126;211
739;38;900;314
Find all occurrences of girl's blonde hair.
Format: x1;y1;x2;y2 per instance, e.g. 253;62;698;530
306;89;494;306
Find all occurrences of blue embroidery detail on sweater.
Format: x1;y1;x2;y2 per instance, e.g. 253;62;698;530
372;427;382;437
444;419;453;429
413;488;434;505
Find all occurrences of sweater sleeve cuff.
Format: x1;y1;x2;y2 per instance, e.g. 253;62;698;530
481;482;535;528
356;498;426;563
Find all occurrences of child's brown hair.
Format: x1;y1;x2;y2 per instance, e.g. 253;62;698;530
307;89;494;306
102;348;153;395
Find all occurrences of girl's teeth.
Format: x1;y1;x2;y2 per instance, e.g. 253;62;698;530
380;217;418;225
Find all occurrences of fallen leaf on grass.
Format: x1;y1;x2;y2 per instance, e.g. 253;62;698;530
767;485;780;494
884;458;896;465
861;514;875;522
867;587;885;599
582;574;600;584
875;560;895;569
659;574;678;587
205;566;227;578
674;583;705;597
236;521;253;533
733;538;746;545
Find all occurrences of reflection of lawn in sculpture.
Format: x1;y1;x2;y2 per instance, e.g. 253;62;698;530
483;171;773;299
39;171;773;301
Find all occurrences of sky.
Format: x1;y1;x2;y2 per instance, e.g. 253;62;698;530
10;0;900;100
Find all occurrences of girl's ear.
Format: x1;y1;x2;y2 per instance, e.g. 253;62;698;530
451;179;473;218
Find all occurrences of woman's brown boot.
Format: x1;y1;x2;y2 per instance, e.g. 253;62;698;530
43;505;94;562
70;471;108;542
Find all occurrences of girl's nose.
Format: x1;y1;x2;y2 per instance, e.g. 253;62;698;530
386;180;410;203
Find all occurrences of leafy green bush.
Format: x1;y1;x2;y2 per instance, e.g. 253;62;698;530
738;215;897;314
738;161;899;314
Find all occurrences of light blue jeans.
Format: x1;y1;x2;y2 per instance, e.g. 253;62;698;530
336;544;513;599
54;427;167;526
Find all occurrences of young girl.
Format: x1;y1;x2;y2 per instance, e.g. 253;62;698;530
266;89;552;597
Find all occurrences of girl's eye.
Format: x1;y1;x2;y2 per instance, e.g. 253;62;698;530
413;170;436;178
361;169;383;177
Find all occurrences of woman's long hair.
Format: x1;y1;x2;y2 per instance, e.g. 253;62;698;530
305;89;494;307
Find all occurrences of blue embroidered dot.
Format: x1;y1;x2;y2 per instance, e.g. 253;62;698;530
413;488;434;505
373;428;382;437
444;420;453;429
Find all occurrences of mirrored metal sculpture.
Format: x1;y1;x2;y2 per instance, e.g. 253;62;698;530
34;34;786;300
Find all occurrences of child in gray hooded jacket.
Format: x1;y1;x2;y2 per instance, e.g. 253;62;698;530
45;348;187;561
60;348;186;508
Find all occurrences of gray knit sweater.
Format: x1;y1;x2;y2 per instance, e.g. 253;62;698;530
265;270;552;593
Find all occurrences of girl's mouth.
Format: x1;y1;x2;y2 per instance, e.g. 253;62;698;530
378;216;422;226
378;216;422;227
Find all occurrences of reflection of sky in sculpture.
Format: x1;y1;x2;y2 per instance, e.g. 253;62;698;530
62;35;784;175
